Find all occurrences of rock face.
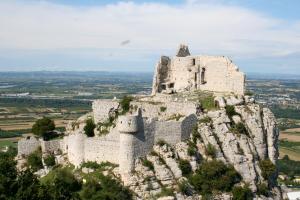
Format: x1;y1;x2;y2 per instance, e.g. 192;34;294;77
125;96;281;199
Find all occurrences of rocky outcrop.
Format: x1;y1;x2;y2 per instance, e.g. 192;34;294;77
126;96;281;199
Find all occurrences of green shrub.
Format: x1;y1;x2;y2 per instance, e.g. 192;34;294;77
192;124;202;143
160;106;167;112
81;161;117;170
257;183;269;196
157;139;167;147
205;143;216;158
84;118;96;137
32;117;55;138
189;160;241;195
27;149;43;172
44;154;56;167
226;105;238;119
179;159;192;176
259;159;276;180
199;96;216;111
156;187;174;197
120;95;133;114
142;158;154;171
187;141;197;156
80;175;132;200
230;122;249;136
179;180;191;196
232;185;253;200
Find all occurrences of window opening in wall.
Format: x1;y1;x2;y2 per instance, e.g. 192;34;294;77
201;68;206;84
192;58;196;65
169;83;174;88
161;84;166;90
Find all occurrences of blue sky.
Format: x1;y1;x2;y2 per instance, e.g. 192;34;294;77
0;0;299;74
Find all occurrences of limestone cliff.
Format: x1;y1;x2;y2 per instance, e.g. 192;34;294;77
124;95;281;200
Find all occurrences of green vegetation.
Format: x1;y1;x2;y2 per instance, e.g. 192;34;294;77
160;106;167;112
256;183;269;197
259;159;276;180
84;118;96;137
179;159;192;176
205;143;216;158
80;176;132;200
189;160;241;195
178;180;191;196
225;105;239;119
199;95;216;111
141;158;154;171
199;116;212;124
244;90;254;96
278;155;300;177
230;122;249;136
232;185;253;200
157;139;167;147
44;154;56;167
187;141;197;156
27;148;43;172
1;147;132;200
279;140;300;155
97;118;115;135
156;187;174;198
191;124;202;143
120;95;133;114
271;106;300;120
0;129;23;138
32;117;55;138
81;161;117;170
0;140;17;149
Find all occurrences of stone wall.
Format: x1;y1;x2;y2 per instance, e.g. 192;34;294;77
152;45;245;95
92;99;119;123
84;129;119;164
131;101;197;119
154;114;197;145
41;139;63;154
17;136;40;156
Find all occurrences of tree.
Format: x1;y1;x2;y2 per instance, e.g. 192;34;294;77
84;118;96;137
32;117;55;138
27;149;43;172
15;170;41;200
44;168;82;200
44;154;56;167
189;160;241;195
232;186;253;200
0;152;17;199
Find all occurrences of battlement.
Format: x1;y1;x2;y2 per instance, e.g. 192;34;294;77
117;115;139;133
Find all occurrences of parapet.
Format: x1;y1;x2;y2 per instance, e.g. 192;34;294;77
117;115;139;133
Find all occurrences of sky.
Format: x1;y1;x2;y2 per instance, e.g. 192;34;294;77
0;0;299;74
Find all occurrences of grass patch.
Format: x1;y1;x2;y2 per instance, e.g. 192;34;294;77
230;122;249;136
205;143;216;158
199;95;216;111
160;106;167;112
141;158;154;171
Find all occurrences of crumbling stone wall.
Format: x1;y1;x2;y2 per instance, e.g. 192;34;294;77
41;139;63;154
17;136;40;156
92;99;119;123
152;45;245;95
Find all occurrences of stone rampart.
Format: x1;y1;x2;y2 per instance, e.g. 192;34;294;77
41;139;63;154
92;99;119;123
17;136;40;156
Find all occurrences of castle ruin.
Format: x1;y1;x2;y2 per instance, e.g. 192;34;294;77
17;44;247;181
152;44;245;95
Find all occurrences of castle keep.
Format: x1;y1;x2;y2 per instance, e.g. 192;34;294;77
152;44;245;95
17;45;247;180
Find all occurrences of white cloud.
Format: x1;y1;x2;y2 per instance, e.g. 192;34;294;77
0;0;299;69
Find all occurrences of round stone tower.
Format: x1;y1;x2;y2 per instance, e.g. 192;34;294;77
118;115;139;175
67;133;86;167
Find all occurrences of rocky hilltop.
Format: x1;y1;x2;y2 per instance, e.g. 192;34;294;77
16;45;282;199
121;93;281;199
